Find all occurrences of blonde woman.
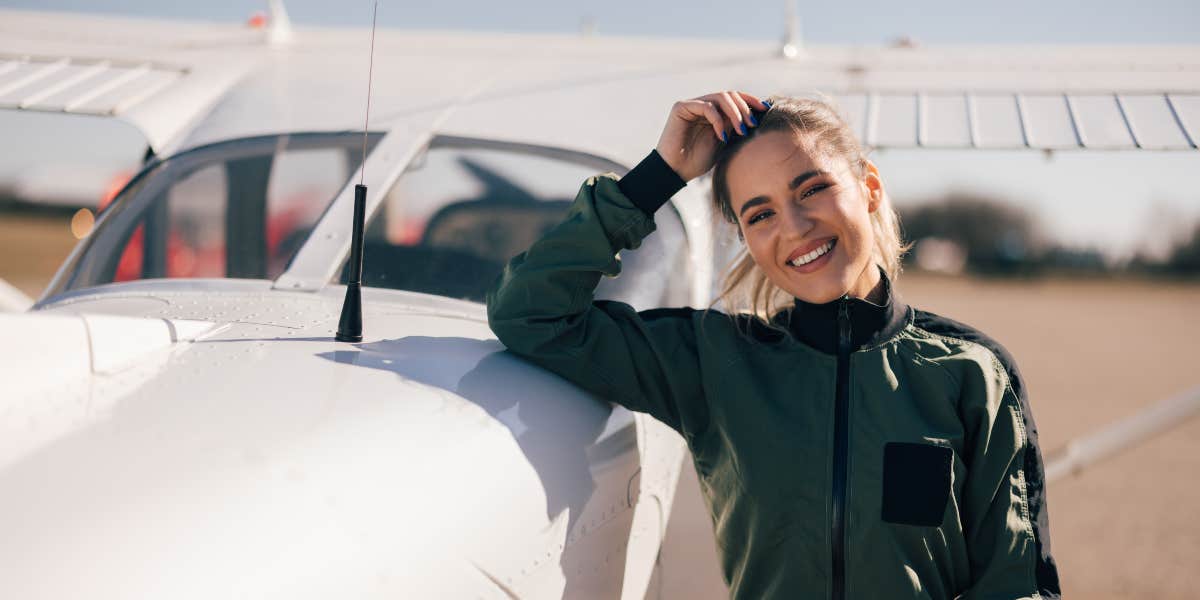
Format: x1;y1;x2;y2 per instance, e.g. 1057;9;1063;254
487;92;1060;599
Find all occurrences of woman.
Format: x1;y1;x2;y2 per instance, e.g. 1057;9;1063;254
487;92;1061;599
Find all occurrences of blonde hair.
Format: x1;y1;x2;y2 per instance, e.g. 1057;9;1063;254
710;95;910;319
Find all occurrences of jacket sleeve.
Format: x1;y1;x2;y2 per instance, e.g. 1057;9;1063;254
484;167;708;439
958;352;1061;600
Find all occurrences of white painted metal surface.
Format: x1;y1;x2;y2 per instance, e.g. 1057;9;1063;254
2;283;685;599
0;277;32;312
2;9;1198;157
0;56;184;114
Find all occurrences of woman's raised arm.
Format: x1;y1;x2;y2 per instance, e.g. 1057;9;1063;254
485;92;765;438
485;168;704;436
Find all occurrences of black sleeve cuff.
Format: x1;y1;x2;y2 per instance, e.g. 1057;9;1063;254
617;149;687;216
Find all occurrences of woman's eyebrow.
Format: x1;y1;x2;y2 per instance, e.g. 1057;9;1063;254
738;170;829;218
789;169;828;190
739;196;769;217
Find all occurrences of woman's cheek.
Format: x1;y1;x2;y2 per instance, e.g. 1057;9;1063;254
747;237;775;272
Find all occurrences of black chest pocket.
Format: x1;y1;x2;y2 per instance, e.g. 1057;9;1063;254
881;441;953;527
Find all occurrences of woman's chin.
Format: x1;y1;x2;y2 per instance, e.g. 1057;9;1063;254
784;278;846;305
790;289;843;305
779;264;853;305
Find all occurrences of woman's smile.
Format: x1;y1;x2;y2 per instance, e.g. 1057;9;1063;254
786;237;837;274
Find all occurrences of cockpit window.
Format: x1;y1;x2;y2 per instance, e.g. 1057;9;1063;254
49;133;381;296
47;133;691;310
332;137;691;309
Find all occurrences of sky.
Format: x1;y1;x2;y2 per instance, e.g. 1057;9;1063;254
3;0;1199;44
1;1;1199;259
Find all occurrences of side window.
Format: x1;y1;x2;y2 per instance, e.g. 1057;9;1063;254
112;163;228;282
99;137;359;285
337;140;692;309
168;163;228;278
56;133;381;296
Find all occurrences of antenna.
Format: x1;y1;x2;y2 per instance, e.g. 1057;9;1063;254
780;0;803;59
266;0;293;46
335;0;378;343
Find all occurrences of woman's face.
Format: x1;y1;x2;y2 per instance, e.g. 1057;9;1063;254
725;130;883;305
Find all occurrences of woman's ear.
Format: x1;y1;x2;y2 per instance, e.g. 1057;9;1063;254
862;160;884;214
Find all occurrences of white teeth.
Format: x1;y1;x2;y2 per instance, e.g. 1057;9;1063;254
790;240;834;267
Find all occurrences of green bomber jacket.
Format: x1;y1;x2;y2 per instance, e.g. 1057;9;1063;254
485;152;1061;599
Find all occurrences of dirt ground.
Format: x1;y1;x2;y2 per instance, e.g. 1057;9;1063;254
4;210;1198;598
0;210;81;299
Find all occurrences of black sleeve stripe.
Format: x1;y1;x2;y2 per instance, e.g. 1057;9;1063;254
616;150;687;216
912;309;1062;598
632;306;697;322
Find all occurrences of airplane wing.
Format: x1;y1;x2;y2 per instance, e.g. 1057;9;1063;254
2;7;1198;161
0;9;268;153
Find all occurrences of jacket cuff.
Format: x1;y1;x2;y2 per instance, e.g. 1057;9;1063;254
617;150;687;216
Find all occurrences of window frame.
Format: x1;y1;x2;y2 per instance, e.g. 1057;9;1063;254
44;131;382;299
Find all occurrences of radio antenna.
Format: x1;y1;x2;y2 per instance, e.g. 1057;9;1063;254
336;0;378;343
360;0;377;185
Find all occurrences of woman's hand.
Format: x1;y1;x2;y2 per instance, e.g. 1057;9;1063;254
655;91;769;182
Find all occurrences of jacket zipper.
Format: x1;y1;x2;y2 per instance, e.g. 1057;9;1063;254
832;296;852;600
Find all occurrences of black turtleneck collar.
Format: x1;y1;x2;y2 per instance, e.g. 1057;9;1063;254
772;266;912;355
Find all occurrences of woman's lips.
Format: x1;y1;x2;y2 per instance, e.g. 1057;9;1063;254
787;238;837;274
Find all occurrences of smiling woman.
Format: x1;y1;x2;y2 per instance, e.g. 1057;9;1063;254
487;91;1062;599
711;96;908;317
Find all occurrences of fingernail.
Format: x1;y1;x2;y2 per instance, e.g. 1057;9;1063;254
763;100;773;109
721;131;728;143
748;113;758;127
739;123;747;135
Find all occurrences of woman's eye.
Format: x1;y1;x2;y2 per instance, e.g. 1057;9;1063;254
747;210;774;225
802;183;830;199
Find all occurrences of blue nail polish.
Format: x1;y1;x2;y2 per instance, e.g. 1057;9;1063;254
721;131;728;143
739;123;747;135
748;114;758;127
763;100;773;109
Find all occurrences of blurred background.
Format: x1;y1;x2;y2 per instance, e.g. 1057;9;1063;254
1;1;1198;598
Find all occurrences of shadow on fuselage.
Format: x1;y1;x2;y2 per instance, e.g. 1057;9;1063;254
315;336;631;536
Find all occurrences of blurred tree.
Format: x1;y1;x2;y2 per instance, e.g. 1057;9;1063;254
1165;221;1200;275
898;192;1041;275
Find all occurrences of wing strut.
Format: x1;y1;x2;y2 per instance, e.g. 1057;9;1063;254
1045;385;1200;483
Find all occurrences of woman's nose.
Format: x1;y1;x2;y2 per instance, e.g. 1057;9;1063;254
781;202;815;237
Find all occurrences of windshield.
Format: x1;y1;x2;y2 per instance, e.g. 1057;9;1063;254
332;137;692;309
49;132;381;296
47;133;691;310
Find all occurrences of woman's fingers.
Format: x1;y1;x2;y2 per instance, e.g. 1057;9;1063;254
701;91;769;137
712;92;747;137
736;91;770;112
675;91;772;142
675;99;729;141
726;91;757;134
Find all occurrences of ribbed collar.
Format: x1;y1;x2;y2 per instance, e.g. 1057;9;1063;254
772;266;912;355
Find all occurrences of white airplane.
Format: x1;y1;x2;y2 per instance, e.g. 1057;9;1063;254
1;3;1198;598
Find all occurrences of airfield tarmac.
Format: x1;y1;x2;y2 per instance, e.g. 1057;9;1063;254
4;209;1198;599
